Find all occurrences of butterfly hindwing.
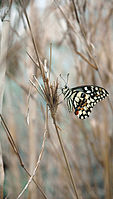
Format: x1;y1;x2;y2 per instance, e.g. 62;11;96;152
71;91;94;119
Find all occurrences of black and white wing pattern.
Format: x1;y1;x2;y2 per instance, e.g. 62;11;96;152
62;85;109;119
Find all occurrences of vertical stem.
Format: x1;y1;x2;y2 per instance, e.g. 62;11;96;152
0;13;10;199
52;116;80;199
49;43;52;80
27;3;38;198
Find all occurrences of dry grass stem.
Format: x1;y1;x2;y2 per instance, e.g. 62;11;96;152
0;114;47;199
52;116;80;199
17;113;48;199
0;17;10;199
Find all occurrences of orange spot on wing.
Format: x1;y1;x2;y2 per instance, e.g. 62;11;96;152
74;103;87;115
75;106;84;115
75;110;79;115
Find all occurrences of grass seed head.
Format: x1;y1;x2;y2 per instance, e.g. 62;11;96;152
43;78;59;117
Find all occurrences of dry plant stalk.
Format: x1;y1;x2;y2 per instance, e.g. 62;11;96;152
0;14;10;199
0;114;48;199
17;107;48;199
26;5;40;197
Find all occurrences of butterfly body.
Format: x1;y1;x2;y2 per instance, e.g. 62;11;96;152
62;85;109;119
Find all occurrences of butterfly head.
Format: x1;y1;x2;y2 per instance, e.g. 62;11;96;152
62;85;69;95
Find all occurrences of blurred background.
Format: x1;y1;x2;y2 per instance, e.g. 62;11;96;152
0;0;113;198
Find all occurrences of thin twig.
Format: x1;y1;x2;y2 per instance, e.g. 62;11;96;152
76;50;97;70
49;43;52;80
17;107;48;199
29;79;45;100
52;116;80;199
54;0;98;71
26;51;39;69
18;0;40;66
0;114;48;199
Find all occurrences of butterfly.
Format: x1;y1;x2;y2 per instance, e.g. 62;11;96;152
62;85;109;119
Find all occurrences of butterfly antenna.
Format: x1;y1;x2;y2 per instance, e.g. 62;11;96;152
59;74;67;85
66;73;69;85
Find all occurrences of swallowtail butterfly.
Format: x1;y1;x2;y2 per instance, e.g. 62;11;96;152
62;85;109;119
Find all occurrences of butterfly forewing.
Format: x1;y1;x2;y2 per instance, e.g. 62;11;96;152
62;85;109;119
72;85;108;100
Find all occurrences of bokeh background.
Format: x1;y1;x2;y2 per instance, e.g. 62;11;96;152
0;0;113;199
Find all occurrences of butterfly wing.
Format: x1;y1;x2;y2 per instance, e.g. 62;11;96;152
70;85;109;119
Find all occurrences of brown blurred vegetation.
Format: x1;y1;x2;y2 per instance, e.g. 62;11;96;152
0;0;113;199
